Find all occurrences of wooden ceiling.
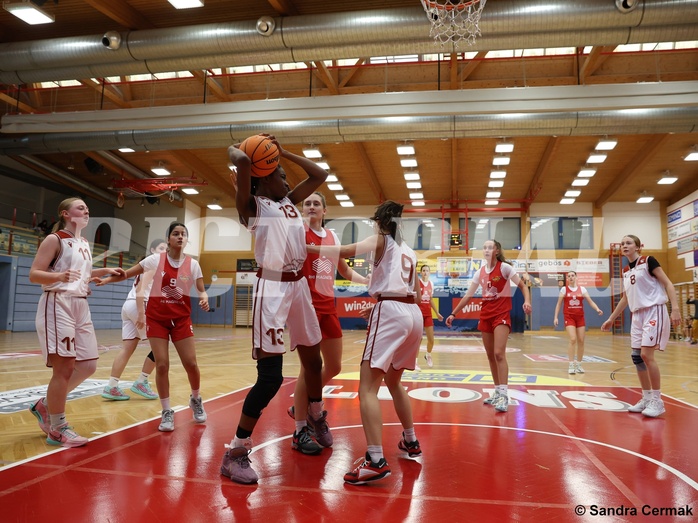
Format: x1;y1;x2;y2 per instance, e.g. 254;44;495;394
1;0;698;214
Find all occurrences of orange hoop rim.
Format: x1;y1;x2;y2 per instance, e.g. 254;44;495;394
423;0;482;12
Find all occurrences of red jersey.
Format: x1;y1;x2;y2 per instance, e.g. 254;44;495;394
418;279;434;317
146;253;195;321
561;285;586;317
474;261;514;320
303;226;339;314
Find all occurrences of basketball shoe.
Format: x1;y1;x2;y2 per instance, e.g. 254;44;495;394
628;397;650;413
221;446;258;484
292;426;322;455
425;353;433;368
101;386;130;401
574;362;585;373
398;433;422;457
641;398;665;418
46;424;88;448
494;393;509;412
159;409;175;431
568;362;576;374
130;380;158;400
308;409;332;447
483;390;501;405
189;395;207;423
29;397;50;434
344;453;391;485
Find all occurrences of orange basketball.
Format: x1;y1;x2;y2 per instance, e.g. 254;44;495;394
239;134;280;177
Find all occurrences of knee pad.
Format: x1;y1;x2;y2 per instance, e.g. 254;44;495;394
631;349;647;371
147;351;155;362
242;356;283;419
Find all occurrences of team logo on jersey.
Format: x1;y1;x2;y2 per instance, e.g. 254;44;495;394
67;242;72;248
162;286;184;300
179;275;191;282
312;258;334;274
491;276;502;282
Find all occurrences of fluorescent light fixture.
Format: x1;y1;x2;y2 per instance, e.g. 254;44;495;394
685;148;698;161
400;158;418;168
327;183;343;191
587;154;607;164
495;142;514;153
118;147;135;153
560;198;576;204
316;162;330;170
478;219;489;224
339;201;355;207
406;182;422;189
484;200;499;206
490;170;506;179
397;145;415;155
228;164;237;172
578;168;596;177
167;0;204;8
335;194;350;201
595;138;617;151
404;172;420;181
151;162;171;176
409;192;424;200
637;195;654;203
488;180;504;188
3;1;55;25
564;190;581;197
302;148;322;159
326;174;338;183
207;201;222;210
492;156;510;166
412;201;425;207
657;176;677;185
486;191;501;198
571;178;589;186
181;188;199;195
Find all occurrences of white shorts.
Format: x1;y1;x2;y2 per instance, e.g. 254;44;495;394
630;304;670;351
121;299;145;340
251;277;321;359
36;292;99;365
363;300;422;373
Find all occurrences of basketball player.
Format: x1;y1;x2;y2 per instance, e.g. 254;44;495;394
220;135;328;484
601;235;681;418
99;223;210;431
553;271;603;374
309;200;423;485
288;192;368;453
445;240;532;412
101;238;167;401
418;264;443;368
28;197;125;448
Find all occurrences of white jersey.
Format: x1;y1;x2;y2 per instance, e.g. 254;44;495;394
368;234;418;299
623;256;667;312
125;273;153;301
249;196;306;272
41;230;93;297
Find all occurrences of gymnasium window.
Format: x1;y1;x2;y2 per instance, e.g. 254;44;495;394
529;217;593;250
459;217;521;251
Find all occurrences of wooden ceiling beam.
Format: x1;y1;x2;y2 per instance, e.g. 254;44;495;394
79;79;131;109
459;51;487;83
338;58;368;89
0;92;34;114
82;0;155;29
354;143;385;202
191;71;230;101
580;45;616;83
525;136;560;209
311;61;340;95
170;150;235;196
595;134;671;209
451;139;458;201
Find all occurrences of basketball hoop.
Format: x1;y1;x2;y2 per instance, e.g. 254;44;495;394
420;0;487;48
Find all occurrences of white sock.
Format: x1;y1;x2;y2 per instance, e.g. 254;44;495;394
651;390;661;400
49;413;66;430
295;421;307;434
108;377;119;388
403;427;417;443
642;390;652;400
137;372;149;384
160;397;171;410
308;400;323;420
367;445;384;462
191;389;200;400
233;436;252;450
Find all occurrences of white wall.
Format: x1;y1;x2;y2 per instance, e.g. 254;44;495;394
602;201;664;249
202;208;251;252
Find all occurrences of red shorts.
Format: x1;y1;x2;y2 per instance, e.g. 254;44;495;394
317;312;342;340
423;315;434;328
146;316;194;342
564;315;585;328
478;311;511;333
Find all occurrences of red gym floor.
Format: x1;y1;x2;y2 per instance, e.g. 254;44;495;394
1;377;696;522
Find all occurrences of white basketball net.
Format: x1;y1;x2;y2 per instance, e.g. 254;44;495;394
420;0;487;47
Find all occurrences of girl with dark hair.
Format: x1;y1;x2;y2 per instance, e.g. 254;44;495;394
28;198;125;448
98;223;209;431
308;200;423;485
601;234;681;417
445;239;532;412
553;270;603;374
288;192;368;451
221;135;329;484
418;263;443;369
102;238;168;401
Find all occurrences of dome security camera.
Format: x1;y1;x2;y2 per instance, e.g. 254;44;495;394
102;31;122;50
615;0;639;13
256;16;276;37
